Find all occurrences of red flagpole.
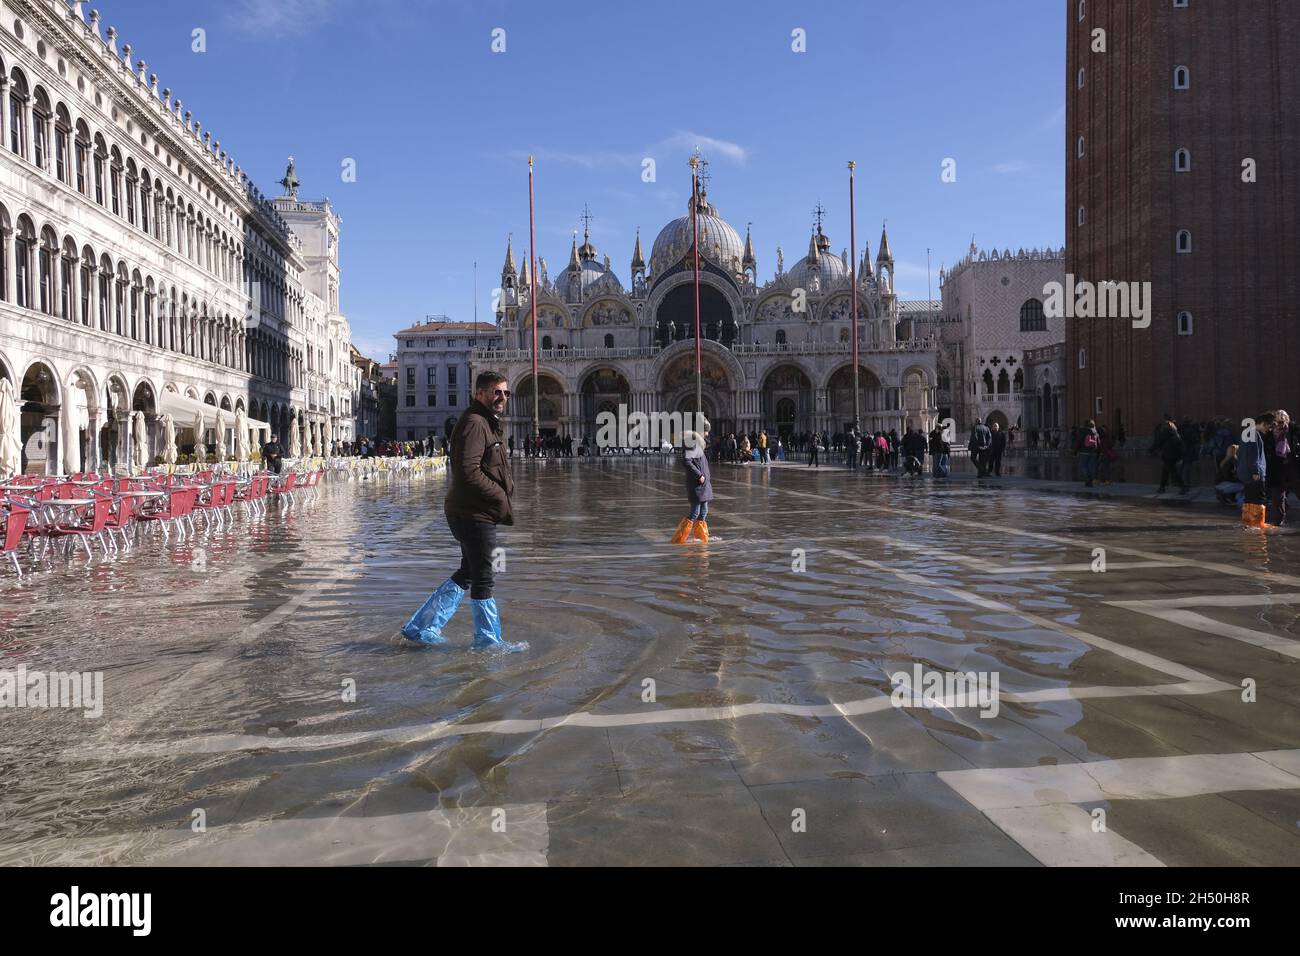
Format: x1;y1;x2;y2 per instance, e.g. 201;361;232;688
528;156;539;448
849;160;859;433
690;155;702;423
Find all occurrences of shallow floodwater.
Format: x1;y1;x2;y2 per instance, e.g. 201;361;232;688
1;457;1298;866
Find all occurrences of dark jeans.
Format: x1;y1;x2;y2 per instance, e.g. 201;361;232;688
989;452;1004;476
1244;479;1267;505
448;516;499;600
1080;451;1099;484
1158;460;1186;491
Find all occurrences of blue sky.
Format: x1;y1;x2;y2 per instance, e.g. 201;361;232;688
103;0;1065;360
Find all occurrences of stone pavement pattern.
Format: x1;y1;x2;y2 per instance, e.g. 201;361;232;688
1;458;1297;865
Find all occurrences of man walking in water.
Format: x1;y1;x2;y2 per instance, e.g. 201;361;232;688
401;371;526;652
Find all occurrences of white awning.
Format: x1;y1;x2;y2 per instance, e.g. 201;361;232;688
158;390;270;433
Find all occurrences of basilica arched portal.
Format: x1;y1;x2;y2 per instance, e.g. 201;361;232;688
513;371;567;438
654;282;736;347
761;364;814;440
659;351;734;437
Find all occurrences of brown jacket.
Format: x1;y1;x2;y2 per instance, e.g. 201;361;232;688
444;400;514;525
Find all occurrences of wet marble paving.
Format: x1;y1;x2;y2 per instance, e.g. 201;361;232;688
1;457;1298;866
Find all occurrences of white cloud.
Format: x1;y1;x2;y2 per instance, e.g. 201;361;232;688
658;130;749;164
226;0;343;37
505;131;749;177
350;333;396;362
514;148;641;170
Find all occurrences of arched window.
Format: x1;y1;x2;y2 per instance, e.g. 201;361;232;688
139;170;151;234
143;278;155;345
92;134;107;205
1013;368;1024;393
31;87;50;169
937;368;951;392
169;288;178;351
59;236;75;321
1020;298;1047;331
109;147;123;216
1174;148;1191;172
13;216;34;308
775;328;787;345
53;104;70;182
1078;0;1086;19
1174;66;1190;90
38;226;56;315
0;206;9;305
1077;68;1086;89
125;160;137;224
1078;348;1087;370
79;246;94;325
97;253;112;330
1177;311;1193;336
1176;229;1192;254
8;69;29;159
603;333;614;348
115;261;128;336
74;121;90;194
997;369;1011;395
982;369;995;395
541;335;552;351
1077;135;1085;158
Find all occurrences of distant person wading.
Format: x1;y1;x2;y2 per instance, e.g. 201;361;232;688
672;419;714;544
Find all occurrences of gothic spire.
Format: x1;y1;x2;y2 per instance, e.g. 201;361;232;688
631;228;645;270
501;234;517;276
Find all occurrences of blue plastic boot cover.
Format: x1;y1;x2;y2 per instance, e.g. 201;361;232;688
470;598;528;653
402;578;465;644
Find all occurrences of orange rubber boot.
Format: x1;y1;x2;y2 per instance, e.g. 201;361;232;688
671;517;693;543
692;519;710;543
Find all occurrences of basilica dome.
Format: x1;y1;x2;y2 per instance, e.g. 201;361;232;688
552;229;624;297
785;227;847;289
649;193;745;278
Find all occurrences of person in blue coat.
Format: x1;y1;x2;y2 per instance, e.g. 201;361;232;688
672;420;714;544
1237;413;1273;502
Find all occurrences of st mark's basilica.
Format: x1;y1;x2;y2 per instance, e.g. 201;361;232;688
480;178;942;445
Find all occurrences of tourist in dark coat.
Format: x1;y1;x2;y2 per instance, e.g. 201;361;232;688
1156;421;1188;494
988;423;1007;477
672;422;714;544
402;371;524;652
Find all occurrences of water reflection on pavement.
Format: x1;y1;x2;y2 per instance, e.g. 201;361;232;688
2;457;1299;866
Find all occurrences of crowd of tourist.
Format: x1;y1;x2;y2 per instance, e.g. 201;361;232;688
509;434;579;458
1060;410;1300;526
342;437;441;459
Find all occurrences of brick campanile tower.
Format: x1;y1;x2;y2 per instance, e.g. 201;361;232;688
1066;0;1300;435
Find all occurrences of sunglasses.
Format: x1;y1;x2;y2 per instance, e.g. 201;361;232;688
492;388;511;398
